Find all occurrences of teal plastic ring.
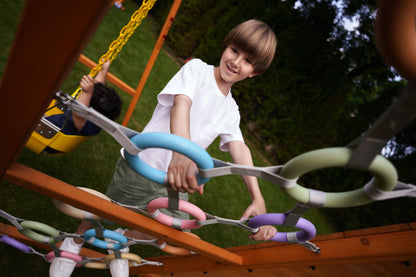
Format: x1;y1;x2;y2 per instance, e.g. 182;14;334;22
83;229;128;250
279;147;398;208
19;220;61;244
124;132;214;185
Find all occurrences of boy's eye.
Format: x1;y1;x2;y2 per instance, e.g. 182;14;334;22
245;58;253;64
230;47;238;53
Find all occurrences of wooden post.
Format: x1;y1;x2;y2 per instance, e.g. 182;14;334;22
122;0;183;126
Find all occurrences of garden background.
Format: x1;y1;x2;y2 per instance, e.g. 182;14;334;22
0;0;415;276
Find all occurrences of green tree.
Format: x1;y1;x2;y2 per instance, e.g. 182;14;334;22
150;0;416;230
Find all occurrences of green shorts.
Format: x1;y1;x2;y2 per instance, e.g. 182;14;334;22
106;156;189;220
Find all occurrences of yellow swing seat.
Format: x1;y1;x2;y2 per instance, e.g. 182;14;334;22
25;116;93;154
25;88;92;155
24;0;157;155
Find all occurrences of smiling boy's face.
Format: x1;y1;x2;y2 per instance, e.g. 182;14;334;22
218;45;258;86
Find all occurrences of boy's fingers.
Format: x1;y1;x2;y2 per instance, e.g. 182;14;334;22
240;208;253;220
198;184;204;195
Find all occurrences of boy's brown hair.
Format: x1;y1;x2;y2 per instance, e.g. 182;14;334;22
222;19;277;74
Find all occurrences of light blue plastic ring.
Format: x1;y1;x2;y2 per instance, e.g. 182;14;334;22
124;132;214;185
83;229;128;250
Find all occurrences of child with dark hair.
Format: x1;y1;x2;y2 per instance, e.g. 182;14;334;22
44;60;122;153
89;82;122;122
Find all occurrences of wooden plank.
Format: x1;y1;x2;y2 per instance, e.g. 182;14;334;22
130;227;416;275
133;261;416;277
0;0;113;178
138;261;415;277
344;223;411;238
3;162;243;266
310;231;345;241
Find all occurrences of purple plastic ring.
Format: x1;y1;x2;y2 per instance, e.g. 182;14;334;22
0;235;32;253
248;213;316;242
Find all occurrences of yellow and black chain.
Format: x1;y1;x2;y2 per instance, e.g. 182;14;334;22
89;0;157;77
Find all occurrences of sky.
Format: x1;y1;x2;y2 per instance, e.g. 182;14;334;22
293;0;360;31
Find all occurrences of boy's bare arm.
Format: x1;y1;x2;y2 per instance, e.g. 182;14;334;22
72;60;110;132
168;94;201;194
170;94;192;140
228;140;277;241
229;141;264;204
94;60;110;84
72;75;95;131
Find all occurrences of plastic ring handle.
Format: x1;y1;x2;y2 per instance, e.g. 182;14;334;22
124;132;214;185
279;148;397;208
53;187;111;220
0;235;32;253
19;220;61;244
157;231;200;255
84;261;108;269
105;252;142;264
46;250;83;267
248;213;316;242
83;229;128;250
147;197;206;230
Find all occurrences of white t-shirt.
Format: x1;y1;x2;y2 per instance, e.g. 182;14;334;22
138;58;243;171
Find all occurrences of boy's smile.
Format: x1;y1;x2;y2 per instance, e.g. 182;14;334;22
226;63;237;74
215;45;258;95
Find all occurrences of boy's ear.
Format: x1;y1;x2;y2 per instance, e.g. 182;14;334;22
248;72;260;78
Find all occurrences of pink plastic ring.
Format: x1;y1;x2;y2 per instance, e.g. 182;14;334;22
52;187;111;220
147;198;206;230
157;231;200;255
46;250;83;267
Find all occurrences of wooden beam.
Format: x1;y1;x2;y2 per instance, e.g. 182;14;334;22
3;162;243;266
78;54;136;96
0;0;113;178
130;224;416;275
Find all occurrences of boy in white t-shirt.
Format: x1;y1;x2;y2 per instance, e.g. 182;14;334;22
51;19;277;277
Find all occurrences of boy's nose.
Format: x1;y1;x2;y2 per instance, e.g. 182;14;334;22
233;55;243;67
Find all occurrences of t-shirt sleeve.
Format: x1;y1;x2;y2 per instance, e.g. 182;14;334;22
157;59;203;106
219;111;244;151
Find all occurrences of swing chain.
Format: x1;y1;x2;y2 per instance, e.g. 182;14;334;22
89;0;157;77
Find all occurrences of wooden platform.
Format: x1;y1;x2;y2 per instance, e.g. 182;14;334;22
131;223;416;276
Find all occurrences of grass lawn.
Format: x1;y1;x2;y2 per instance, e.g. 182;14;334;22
0;1;333;276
